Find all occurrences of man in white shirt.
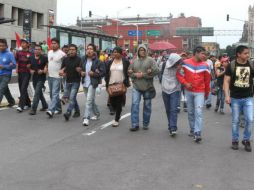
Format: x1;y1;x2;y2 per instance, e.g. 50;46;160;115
46;38;66;118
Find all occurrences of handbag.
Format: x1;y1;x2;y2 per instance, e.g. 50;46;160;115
107;83;127;97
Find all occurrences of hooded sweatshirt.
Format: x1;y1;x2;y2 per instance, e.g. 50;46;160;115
161;53;181;94
129;45;159;91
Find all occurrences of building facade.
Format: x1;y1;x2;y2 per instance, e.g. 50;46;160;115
248;5;254;57
77;15;202;52
0;0;57;48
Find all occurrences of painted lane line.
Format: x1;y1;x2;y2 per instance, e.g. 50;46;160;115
100;113;131;130
0;107;8;111
83;130;97;136
82;112;131;136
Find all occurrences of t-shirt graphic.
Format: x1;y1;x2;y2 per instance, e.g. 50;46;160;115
234;67;250;88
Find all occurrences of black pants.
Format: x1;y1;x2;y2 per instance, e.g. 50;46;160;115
32;79;48;111
110;95;124;122
0;75;15;104
18;73;31;109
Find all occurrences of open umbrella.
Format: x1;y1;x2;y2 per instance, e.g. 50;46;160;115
149;41;176;51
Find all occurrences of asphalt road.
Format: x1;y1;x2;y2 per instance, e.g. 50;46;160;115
0;80;253;190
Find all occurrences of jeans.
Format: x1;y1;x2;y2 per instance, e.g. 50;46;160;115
83;85;100;119
131;88;152;128
231;97;253;141
216;86;225;109
48;77;62;112
185;90;205;134
18;73;31;109
0;75;15;104
205;81;213;105
66;82;80;113
110;95;124;122
162;91;180;131
31;80;48;111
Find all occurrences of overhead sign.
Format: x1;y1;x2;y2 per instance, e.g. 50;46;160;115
128;30;142;37
176;27;214;36
147;30;161;36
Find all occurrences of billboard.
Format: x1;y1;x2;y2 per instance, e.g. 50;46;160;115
176;27;214;36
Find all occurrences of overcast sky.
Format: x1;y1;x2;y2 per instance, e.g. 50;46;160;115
57;0;254;48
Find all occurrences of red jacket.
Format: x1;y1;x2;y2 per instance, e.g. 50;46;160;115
176;57;211;96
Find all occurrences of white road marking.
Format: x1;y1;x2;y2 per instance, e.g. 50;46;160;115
83;113;131;136
83;131;97;136
100;113;131;130
0;107;8;111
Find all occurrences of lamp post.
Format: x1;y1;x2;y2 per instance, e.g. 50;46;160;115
80;0;83;30
116;6;131;38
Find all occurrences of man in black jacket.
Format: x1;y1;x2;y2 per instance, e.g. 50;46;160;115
29;44;48;115
59;44;82;121
81;44;105;126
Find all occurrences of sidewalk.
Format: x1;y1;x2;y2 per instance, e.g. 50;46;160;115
0;80;106;107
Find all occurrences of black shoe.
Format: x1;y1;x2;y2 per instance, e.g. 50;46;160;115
110;111;115;115
231;141;239;150
169;129;177;137
188;130;194;137
193;133;202;143
40;107;48;111
29;110;36;115
72;112;80;118
130;126;139;132
242;140;252;152
143;126;149;130
220;109;225;115
64;112;71;121
177;107;181;113
214;106;219;112
206;104;211;109
7;102;15;107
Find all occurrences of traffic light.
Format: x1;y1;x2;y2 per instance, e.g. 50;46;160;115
89;11;92;17
226;14;229;21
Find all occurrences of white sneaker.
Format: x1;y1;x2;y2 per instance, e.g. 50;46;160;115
90;116;99;120
112;121;119;127
17;107;23;113
46;110;53;118
82;118;89;126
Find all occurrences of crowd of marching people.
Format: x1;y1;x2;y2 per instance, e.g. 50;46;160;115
0;37;253;152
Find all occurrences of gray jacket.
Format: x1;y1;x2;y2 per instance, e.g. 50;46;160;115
161;53;181;94
129;44;159;91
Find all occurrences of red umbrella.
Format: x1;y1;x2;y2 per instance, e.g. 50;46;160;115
149;41;176;51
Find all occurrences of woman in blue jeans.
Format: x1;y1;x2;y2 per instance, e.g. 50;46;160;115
161;53;182;136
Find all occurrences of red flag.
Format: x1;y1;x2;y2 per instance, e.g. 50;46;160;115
47;28;52;51
15;32;21;49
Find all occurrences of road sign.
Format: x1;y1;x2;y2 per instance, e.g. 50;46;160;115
176;27;214;36
128;30;142;36
147;30;161;36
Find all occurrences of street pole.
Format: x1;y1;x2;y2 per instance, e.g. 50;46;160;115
136;24;139;45
81;0;83;30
